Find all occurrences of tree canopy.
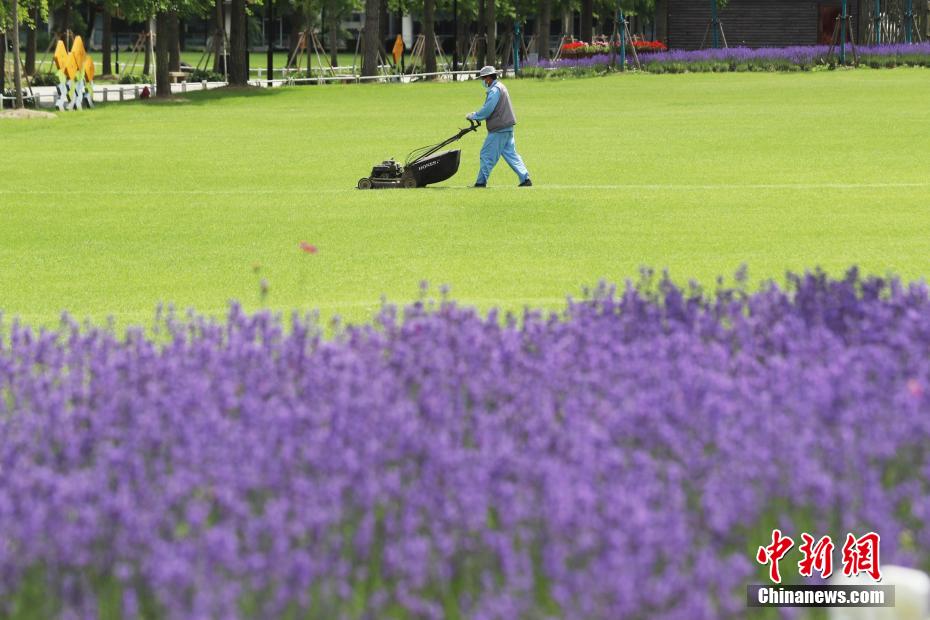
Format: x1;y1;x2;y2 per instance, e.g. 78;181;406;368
0;0;46;30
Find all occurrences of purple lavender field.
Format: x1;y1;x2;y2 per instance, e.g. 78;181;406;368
2;269;930;618
529;42;930;73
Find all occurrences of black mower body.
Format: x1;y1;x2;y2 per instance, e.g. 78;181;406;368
408;150;461;186
358;120;479;189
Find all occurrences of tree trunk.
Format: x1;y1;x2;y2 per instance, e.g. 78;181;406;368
63;0;72;35
143;18;153;76
101;6;112;74
212;0;224;74
168;10;180;72
485;0;495;66
25;7;36;75
85;3;96;45
378;0;388;55
0;32;5;95
477;0;486;66
155;11;169;96
580;0;592;41
655;0;667;42
229;0;248;83
12;0;24;108
287;9;300;64
329;13;339;67
361;0;380;76
538;0;550;58
857;0;868;43
424;0;436;73
456;6;466;60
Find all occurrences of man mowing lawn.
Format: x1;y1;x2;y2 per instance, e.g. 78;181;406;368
466;66;532;188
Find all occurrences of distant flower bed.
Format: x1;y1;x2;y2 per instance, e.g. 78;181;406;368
634;39;669;53
3;269;930;618
560;40;587;56
526;42;930;77
559;38;668;58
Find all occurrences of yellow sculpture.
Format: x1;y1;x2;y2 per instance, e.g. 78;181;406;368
51;36;94;111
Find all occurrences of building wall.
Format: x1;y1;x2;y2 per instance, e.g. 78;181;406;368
667;0;861;49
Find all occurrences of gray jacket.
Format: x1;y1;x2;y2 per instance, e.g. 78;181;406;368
484;81;517;133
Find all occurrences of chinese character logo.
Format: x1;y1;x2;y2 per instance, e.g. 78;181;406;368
798;533;834;579
756;530;880;583
842;532;882;581
757;529;795;584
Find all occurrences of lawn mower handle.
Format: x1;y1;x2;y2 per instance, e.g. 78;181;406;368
405;120;483;166
455;119;481;139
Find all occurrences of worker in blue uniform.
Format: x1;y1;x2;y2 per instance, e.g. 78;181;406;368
466;66;532;187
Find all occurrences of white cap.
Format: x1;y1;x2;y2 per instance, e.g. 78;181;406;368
477;65;497;78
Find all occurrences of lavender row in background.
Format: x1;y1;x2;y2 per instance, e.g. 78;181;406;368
530;42;930;70
3;268;930;618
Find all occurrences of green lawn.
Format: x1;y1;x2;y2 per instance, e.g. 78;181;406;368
3;69;930;328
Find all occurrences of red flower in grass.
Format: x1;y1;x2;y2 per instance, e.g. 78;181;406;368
299;241;318;254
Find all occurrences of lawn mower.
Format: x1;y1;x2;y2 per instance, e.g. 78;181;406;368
357;119;481;189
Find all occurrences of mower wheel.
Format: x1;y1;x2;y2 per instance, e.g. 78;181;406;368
357;178;373;190
401;177;418;189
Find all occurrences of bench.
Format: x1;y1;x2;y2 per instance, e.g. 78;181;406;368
168;71;187;83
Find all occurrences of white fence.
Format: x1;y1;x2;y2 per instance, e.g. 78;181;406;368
0;80;226;107
246;69;486;87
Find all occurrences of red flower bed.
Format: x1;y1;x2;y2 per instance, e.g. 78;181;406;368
559;39;668;58
633;40;668;53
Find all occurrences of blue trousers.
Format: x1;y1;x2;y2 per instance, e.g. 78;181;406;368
476;129;529;185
